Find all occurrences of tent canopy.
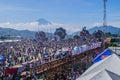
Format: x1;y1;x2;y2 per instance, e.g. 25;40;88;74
89;69;120;80
77;54;120;80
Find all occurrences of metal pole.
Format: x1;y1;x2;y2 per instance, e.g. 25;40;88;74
103;0;107;27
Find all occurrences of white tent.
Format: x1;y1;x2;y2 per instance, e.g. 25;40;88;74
90;69;120;80
77;54;120;80
109;47;120;55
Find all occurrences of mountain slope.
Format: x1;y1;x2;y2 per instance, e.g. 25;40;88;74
72;26;120;36
0;25;120;39
0;27;36;39
0;27;54;39
89;26;120;34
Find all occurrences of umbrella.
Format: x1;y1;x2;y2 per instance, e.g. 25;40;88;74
61;52;66;56
0;56;5;61
74;46;79;50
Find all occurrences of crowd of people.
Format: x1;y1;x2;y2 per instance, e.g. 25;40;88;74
0;31;103;80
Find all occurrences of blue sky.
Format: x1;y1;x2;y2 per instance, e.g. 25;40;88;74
0;0;119;33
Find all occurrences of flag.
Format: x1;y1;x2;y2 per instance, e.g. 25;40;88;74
92;49;112;63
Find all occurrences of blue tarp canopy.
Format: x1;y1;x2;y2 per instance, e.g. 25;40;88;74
0;56;5;61
92;49;112;63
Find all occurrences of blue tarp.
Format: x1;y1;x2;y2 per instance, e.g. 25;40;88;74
92;49;112;63
0;56;5;61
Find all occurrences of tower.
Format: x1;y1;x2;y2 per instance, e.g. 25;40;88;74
103;0;107;27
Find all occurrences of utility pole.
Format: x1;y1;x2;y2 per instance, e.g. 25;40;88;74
103;0;108;39
103;0;107;27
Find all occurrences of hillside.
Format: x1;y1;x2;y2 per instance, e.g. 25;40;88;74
72;26;120;36
89;26;120;34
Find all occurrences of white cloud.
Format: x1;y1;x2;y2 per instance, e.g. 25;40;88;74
92;22;120;28
92;22;102;27
0;22;80;34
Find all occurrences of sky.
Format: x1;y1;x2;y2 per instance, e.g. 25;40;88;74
0;0;119;33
